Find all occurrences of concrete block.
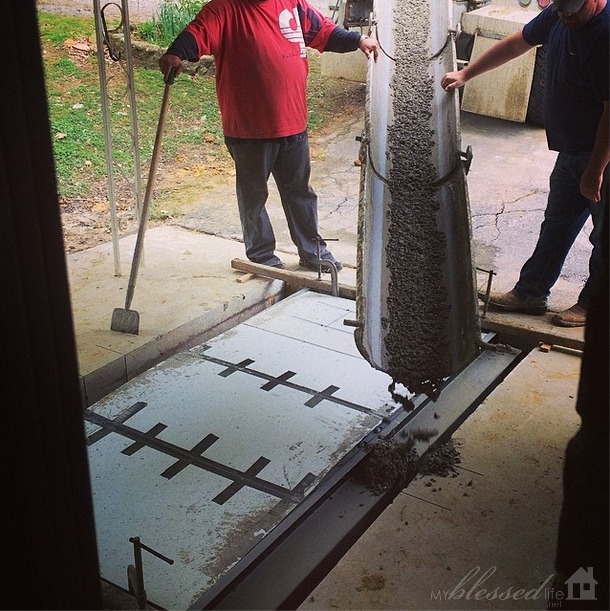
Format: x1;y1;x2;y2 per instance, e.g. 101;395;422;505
321;51;367;83
461;33;536;122
461;4;540;36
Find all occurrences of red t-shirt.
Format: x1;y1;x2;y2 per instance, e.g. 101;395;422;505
185;0;337;138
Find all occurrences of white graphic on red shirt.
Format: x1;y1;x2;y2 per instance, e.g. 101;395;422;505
279;8;306;57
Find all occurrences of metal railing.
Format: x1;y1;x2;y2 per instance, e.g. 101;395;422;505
92;0;144;276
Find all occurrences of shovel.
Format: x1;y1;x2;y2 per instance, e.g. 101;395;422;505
111;67;176;334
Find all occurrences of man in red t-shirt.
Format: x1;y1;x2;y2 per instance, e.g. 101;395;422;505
160;0;378;270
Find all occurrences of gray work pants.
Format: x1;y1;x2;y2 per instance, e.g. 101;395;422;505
225;131;332;266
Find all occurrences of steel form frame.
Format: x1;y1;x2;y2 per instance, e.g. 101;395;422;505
190;334;532;610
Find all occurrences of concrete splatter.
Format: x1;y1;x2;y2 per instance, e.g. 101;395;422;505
359;437;419;495
418;438;463;477
360;435;463;495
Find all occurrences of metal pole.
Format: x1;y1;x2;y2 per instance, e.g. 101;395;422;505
93;0;122;276
131;537;147;610
127;536;174;609
120;0;144;225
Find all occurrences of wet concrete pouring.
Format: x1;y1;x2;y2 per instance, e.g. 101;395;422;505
384;5;454;396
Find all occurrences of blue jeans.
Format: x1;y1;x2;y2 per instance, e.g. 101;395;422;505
514;151;608;308
225;131;333;266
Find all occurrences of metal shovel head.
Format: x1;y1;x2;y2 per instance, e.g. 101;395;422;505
111;307;140;335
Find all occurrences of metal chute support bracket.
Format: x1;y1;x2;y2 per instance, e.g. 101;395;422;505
355;0;480;399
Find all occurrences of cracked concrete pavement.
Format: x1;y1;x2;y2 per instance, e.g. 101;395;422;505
177;108;365;268
177;107;591;312
462;112;592;310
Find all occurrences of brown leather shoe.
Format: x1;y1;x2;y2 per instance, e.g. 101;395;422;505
551;303;587;328
482;290;548;315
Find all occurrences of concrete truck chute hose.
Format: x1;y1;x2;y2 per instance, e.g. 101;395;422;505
355;0;480;399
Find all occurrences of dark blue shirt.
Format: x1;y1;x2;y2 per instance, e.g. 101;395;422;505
522;5;609;153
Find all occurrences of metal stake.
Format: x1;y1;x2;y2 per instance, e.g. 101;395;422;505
93;0;121;276
93;0;144;276
313;236;340;296
127;536;174;610
476;266;497;319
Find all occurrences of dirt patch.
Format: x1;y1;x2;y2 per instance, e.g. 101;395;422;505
36;0;161;21
356;572;386;592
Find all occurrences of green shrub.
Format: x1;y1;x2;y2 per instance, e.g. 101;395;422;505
137;0;209;48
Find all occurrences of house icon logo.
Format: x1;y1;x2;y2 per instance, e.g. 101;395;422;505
566;567;597;601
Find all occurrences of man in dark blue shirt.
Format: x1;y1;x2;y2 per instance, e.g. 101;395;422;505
443;5;609;607
442;0;609;328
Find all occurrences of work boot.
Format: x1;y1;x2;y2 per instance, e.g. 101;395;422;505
259;256;284;269
483;290;548;315
299;256;343;273
551;303;586;328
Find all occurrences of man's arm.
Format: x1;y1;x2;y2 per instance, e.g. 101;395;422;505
159;53;184;80
159;30;198;80
324;28;379;62
441;30;533;91
359;35;379;62
159;4;219;80
581;100;610;202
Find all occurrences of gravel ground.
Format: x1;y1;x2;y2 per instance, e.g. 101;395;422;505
36;0;163;21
